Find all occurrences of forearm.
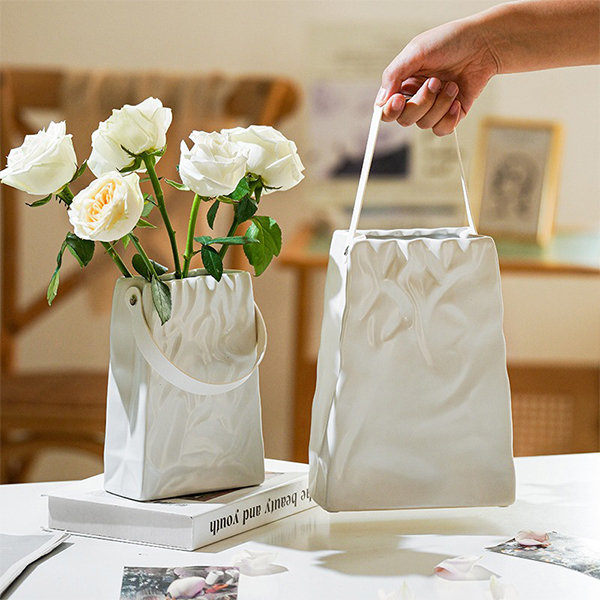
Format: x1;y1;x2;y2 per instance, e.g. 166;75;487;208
476;0;600;74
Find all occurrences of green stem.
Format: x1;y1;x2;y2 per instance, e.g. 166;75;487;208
60;185;74;205
104;242;132;277
63;185;131;277
218;214;238;259
142;154;182;278
130;234;159;279
182;194;203;278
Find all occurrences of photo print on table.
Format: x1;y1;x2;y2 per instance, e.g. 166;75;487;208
487;533;600;579
119;565;239;600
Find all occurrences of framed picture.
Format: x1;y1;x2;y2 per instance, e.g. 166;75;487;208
471;117;563;245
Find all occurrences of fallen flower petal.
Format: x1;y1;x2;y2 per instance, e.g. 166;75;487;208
490;575;520;600
434;555;496;581
377;581;414;600
515;530;550;547
233;549;287;576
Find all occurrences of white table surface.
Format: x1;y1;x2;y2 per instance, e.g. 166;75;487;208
1;454;599;599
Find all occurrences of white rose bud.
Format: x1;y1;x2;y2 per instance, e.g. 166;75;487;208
222;125;304;194
178;131;248;197
67;171;144;242
0;121;77;195
88;97;172;177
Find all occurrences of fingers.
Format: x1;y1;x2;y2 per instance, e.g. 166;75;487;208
399;77;426;97
396;77;444;127
381;77;462;136
416;81;459;129
432;100;462;136
381;93;407;122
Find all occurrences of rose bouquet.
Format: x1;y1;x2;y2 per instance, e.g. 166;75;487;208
0;97;304;324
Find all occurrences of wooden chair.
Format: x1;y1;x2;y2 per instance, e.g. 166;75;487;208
0;67;299;482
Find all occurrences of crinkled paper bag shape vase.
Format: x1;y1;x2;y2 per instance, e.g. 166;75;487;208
104;270;265;501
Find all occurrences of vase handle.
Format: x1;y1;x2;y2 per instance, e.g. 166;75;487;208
125;286;267;396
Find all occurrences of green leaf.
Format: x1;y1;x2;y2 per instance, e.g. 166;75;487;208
151;275;172;325
201;245;223;281
47;238;68;305
210;236;258;245
131;254;167;280
119;155;142;174
207;200;219;229
136;217;157;229
234;196;258;223
132;253;152;280
244;216;282;276
215;195;235;204
120;145;137;157
254;184;263;204
65;233;95;267
150;259;168;275
164;178;190;191
70;160;87;183
122;234;130;249
142;198;155;217
26;194;52;208
228;177;251;200
148;146;166;158
193;235;211;245
46;269;60;305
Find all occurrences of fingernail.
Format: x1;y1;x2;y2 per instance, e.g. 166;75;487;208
391;95;405;112
376;87;387;105
427;78;442;93
445;81;459;97
449;99;460;116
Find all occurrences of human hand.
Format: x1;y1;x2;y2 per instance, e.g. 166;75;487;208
377;16;500;135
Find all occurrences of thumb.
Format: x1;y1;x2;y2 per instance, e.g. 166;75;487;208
377;45;423;105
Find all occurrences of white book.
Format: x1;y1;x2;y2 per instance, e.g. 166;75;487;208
47;459;315;551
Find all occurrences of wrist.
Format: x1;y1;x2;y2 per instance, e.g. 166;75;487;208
466;4;506;77
455;6;506;81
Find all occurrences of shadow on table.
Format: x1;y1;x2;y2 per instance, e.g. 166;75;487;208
205;511;503;576
315;545;452;577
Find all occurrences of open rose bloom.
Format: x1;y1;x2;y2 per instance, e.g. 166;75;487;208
179;131;249;197
88;97;172;176
67;171;144;242
222;125;304;193
0;121;77;195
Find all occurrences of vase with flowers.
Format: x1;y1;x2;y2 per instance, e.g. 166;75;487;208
0;97;304;500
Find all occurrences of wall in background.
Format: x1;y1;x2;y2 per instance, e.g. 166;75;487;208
2;0;599;467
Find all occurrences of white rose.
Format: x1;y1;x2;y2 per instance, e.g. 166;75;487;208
0;121;77;195
88;97;172;177
222;125;304;194
67;171;144;242
178;131;248;197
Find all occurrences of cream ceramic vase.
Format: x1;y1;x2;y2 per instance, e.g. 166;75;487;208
103;269;266;501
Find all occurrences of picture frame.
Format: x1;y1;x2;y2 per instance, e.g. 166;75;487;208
471;116;563;245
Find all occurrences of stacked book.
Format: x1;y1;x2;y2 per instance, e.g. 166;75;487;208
47;459;315;551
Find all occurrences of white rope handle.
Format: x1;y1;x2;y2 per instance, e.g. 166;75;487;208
347;103;477;244
126;286;267;396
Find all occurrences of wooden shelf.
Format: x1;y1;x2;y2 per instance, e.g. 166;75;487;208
281;225;600;275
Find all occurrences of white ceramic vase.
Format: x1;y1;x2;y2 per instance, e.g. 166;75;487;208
103;269;266;501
